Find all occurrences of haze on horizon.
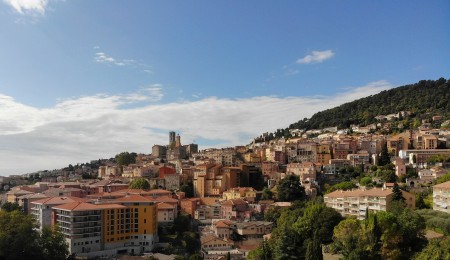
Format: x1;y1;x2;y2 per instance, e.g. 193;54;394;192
0;1;449;175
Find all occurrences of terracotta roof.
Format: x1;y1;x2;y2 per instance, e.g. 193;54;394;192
7;190;34;195
148;189;172;195
53;202;125;211
17;193;49;199
31;196;86;205
434;181;450;189
149;196;178;203
157;202;175;209
325;189;365;198
201;234;232;244
112;194;154;203
214;220;234;228
325;188;397;198
221;198;247;206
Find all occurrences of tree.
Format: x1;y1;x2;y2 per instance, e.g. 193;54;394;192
305;231;323;260
129;178;150;190
172;214;191;235
436;172;450;184
115;152;137;166
180;182;194;198
261;187;274;200
326;181;357;193
392;182;405;202
332;218;363;258
414;237;450;260
38;226;69;260
276;175;306;202
378;142;391;166
0;210;68;260
294;202;342;243
359;176;372;186
1;202;22;212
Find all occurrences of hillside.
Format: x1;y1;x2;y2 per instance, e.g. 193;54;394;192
288;77;450;131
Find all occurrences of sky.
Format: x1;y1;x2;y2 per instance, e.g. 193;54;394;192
0;0;449;175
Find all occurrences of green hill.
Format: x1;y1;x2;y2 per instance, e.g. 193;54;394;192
290;77;449;131
257;77;449;141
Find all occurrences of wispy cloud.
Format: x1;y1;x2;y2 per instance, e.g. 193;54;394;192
297;50;335;64
3;0;49;16
0;81;393;175
94;49;152;73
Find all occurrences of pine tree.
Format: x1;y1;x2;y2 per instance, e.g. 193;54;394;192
392;182;405;202
379;142;390;166
305;231;323;260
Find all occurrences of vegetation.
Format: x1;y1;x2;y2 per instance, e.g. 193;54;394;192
416;209;450;235
326;181;357;193
287;77;449;130
332;207;426;259
1;202;22;212
251;202;341;259
276;175;306;202
378;142;391;166
413;236;450;260
115;151;137;166
0;210;68;260
436;172;450;184
180;181;194;198
129;178;150;190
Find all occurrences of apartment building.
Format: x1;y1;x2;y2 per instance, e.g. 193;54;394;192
222;187;257;202
31;196;87;230
193;164;247;198
324;188;415;220
286;162;318;181
433;181;450;213
399;149;450;165
51;195;158;258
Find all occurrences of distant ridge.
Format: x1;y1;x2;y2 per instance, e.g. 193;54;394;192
261;77;449;140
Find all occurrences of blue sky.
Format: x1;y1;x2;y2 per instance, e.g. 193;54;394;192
0;0;449;175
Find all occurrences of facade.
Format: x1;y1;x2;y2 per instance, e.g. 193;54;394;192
433;181;450;213
31;194;158;258
222;187;257;202
157;202;177;224
286;162;318;181
399;149;450;165
31;196;87;230
324;188;415;220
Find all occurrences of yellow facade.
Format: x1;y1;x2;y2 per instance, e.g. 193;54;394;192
103;203;157;244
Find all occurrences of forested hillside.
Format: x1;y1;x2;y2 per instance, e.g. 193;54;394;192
289;77;449;131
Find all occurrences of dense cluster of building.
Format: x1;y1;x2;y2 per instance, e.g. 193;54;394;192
1;118;450;258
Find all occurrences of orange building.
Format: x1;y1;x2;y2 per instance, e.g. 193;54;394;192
50;195;157;258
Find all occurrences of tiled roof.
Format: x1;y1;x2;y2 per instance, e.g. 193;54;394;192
157;202;175;209
148;189;172;195
434;181;450;189
7;190;34;195
31;196;86;205
53;202;125;211
214;220;234;228
325;188;395;198
221;198;247;206
17;193;48;199
149;196;178;203
112;194;154;203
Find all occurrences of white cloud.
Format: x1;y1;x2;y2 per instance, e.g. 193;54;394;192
297;50;335;64
94;51;152;73
4;0;49;15
95;52;117;64
0;81;392;175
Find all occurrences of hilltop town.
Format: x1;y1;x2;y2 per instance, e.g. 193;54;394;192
2;109;450;259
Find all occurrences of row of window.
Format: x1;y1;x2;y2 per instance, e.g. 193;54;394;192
73;240;99;246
